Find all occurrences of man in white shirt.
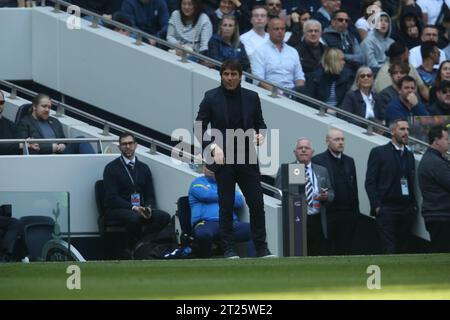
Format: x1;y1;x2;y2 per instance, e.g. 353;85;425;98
409;25;446;68
240;6;270;62
252;17;305;92
417;0;446;25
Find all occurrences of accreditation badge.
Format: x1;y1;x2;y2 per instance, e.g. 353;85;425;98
400;177;409;196
131;193;141;206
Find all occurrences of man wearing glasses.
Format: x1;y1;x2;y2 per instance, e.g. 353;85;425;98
322;10;363;71
103;132;171;255
0;90;21;155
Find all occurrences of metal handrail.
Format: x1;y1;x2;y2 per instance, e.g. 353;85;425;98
0;137;115;155
36;0;433;151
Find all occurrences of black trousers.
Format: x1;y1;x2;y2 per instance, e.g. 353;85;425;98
376;208;413;254
215;164;267;252
106;209;171;245
327;213;357;255
307;214;327;256
425;220;450;253
0;216;22;258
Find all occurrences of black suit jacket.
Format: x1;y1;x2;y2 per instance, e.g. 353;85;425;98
0;117;20;155
103;157;156;211
340;89;383;124
312;150;359;215
16;115;65;154
365;143;416;215
195;85;267;171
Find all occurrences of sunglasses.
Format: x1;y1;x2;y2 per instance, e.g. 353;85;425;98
336;18;350;23
359;73;373;79
268;3;281;7
0;100;5;106
441;89;450;94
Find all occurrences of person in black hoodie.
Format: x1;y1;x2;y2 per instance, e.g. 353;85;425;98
391;5;422;49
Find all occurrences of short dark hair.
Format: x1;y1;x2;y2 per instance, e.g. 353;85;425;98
398;75;416;88
386;41;407;60
421;41;438;60
119;132;136;144
112;11;132;28
389;118;408;130
437;80;450;92
332;10;350;20
428;125;447;144
32;93;51;107
220;59;243;76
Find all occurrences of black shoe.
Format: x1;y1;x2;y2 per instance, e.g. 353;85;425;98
256;248;277;258
224;249;240;259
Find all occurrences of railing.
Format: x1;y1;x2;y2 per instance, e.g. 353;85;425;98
32;0;434;154
0;137;115;155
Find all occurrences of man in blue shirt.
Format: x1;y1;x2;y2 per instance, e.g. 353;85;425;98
188;166;253;258
121;0;169;40
384;76;429;126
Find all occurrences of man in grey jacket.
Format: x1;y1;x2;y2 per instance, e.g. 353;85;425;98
275;137;334;255
418;125;450;253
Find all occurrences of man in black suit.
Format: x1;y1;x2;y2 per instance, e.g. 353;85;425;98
365;119;417;254
103;132;170;249
0;90;21;155
312;128;359;255
418;125;450;253
195;59;274;258
17;93;94;154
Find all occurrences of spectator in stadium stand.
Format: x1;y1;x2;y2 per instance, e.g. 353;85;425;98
340;65;383;125
16;94;95;155
303;48;353;110
109;11;133;36
417;41;440;88
355;0;382;41
322;10;363;72
384;76;429;126
188;166;254;258
416;0;446;25
313;0;342;31
120;0;169;42
391;4;422;49
360;11;394;74
418;124;450;253
428;80;450;115
71;0;123;18
408;25;446;69
240;6;269;63
312;128;359;256
286;7;311;47
208;15;251;72
429;60;450;104
0;90;21;155
365;118;417;254
103;132;171;255
0;210;25;262
265;0;290;28
0;0;19;7
166;0;213;56
376;61;411;121
208;0;251;34
275;137;334;256
251;17;305;94
374;41;429;102
292;19;327;77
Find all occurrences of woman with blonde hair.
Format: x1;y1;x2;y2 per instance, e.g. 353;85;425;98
340;66;383;125
304;48;354;109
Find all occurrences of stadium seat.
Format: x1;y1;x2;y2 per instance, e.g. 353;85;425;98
20;215;55;261
94;180;128;259
14;103;32;124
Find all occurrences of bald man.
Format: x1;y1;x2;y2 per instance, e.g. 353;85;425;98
312;128;360;255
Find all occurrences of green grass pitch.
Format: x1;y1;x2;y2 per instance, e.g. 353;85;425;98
1;254;449;299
